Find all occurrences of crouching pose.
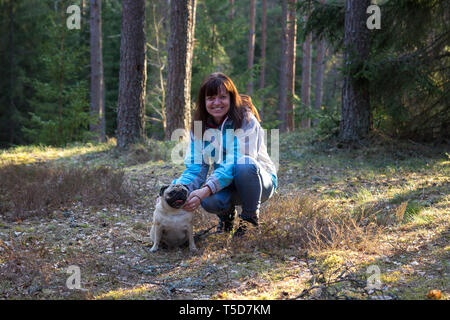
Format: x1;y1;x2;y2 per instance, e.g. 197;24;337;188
173;72;278;237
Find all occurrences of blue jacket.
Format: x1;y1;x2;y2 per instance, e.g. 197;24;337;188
173;111;278;194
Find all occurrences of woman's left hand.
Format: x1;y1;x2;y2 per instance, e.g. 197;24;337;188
183;187;211;212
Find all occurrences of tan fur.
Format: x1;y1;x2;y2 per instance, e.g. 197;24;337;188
149;186;197;252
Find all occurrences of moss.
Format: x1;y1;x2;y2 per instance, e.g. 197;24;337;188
381;271;404;284
321;254;345;269
94;284;160;300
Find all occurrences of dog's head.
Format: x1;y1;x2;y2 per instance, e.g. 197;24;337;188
159;184;189;209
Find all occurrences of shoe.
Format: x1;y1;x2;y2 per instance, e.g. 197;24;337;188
232;214;258;238
216;209;236;233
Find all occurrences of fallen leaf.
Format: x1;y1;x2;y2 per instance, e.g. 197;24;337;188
426;290;441;300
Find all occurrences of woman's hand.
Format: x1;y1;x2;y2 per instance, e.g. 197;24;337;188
182;186;212;212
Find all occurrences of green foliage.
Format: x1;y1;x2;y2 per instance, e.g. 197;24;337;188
23;81;91;146
363;0;450;140
21;4;90;146
0;0;92;147
1;0;448;147
0;0;49;147
102;0;122;138
304;0;450;141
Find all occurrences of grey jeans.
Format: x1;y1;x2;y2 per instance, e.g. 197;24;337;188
200;157;275;219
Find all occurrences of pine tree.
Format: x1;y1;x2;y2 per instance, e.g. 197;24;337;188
278;0;289;132
21;0;90;146
89;0;106;142
339;0;371;142
165;0;197;140
116;0;147;149
247;0;256;95
259;0;268;120
301;16;312;129
286;0;297;131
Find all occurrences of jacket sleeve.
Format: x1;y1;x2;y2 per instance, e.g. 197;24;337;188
172;133;210;193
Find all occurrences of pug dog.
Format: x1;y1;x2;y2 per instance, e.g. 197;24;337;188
149;184;197;252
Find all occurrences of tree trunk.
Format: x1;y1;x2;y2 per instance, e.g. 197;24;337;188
116;0;147;149
247;0;256;95
81;0;86;18
313;38;326;126
9;0;15;145
323;54;340;109
300;21;312;129
339;0;371;142
151;4;166;132
286;0;297;131
57;1;66;136
229;0;234;21
278;0;288;133
259;0;267;120
312;0;326;128
165;0;197;140
90;0;106;142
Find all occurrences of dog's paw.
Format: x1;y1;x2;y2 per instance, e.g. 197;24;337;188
189;245;198;253
149;246;159;253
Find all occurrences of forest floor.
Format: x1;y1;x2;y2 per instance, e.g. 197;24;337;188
0;132;448;300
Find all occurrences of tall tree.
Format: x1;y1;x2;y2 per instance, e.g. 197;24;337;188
339;0;371;142
286;0;297;131
147;3;167;134
258;0;267;119
116;0;147;149
313;39;326;125
165;0;197;140
57;0;67;137
247;0;256;95
312;0;326;127
313;39;326;109
300;15;312;129
229;0;234;21
278;0;289;132
81;0;86;17
89;0;106;142
8;0;16;145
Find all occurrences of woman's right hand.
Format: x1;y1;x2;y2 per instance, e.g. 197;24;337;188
182;186;211;212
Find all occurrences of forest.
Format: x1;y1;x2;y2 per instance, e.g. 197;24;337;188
0;0;448;301
1;0;448;146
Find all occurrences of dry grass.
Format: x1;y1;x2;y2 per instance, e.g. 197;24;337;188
230;193;383;255
0;164;133;221
0;237;55;298
0;136;448;300
122;140;176;165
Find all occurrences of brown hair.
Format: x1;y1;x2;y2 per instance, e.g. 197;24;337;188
192;72;261;138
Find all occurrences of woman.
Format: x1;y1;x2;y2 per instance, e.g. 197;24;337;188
173;72;277;237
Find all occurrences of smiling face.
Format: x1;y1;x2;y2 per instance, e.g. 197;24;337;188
205;86;230;125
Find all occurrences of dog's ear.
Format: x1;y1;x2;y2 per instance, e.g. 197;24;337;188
159;185;170;196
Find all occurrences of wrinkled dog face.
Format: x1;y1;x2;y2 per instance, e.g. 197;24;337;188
160;184;189;209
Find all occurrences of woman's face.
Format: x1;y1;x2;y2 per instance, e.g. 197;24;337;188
205;86;230;125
